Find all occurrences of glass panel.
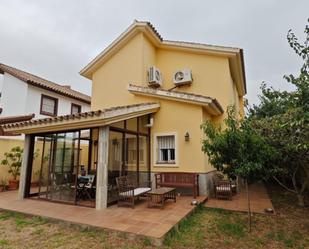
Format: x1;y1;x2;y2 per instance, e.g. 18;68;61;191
29;137;44;195
138;115;149;134
108;131;123;204
126;118;137;132
71;105;81;114
29;129;96;207
110;121;124;129
125;133;137;179
49;132;79;204
139;136;149;184
42;97;55;114
38;136;53;199
157;135;175;163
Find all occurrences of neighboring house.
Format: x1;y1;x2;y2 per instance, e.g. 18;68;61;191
3;21;246;210
0;63;91;121
0;63;91;180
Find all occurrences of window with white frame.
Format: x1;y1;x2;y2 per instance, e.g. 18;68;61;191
156;135;175;164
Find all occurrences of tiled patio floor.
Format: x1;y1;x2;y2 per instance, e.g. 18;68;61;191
0;191;207;243
205;182;275;214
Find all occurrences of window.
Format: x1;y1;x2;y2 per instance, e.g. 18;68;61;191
40;94;58;116
156;135;176;164
71;103;81;114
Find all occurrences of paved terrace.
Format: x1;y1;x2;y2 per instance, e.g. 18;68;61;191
205;182;275;214
0;191;206;244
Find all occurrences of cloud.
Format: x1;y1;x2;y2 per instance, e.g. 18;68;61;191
0;0;308;104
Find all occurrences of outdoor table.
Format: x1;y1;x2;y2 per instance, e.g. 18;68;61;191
147;187;176;208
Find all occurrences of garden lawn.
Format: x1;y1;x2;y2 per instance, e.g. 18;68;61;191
0;185;308;249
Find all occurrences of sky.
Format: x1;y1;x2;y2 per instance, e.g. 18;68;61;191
0;0;308;105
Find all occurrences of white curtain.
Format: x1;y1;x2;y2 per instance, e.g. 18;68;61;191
157;135;175;149
157;136;175;162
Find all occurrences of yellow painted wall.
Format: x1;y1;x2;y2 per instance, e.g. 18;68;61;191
90;32;243;174
0;139;25;182
92;33;145;110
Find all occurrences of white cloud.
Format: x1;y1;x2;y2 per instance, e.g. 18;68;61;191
0;0;308;104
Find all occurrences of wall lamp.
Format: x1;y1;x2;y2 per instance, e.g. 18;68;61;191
185;132;190;142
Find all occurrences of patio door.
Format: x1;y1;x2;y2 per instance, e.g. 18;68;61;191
107;116;150;205
47;132;79;204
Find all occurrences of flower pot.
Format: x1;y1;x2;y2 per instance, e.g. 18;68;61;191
8;179;19;190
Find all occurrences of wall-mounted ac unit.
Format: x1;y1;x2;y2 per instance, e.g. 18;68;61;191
148;66;162;87
173;69;193;86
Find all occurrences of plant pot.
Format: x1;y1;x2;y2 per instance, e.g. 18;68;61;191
0;186;6;192
8;179;19;190
31;181;39;188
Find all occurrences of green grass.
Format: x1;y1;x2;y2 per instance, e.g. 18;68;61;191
0;185;308;249
0;239;9;246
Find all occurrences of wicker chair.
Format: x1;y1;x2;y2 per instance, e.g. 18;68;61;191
214;180;232;200
116;175;151;208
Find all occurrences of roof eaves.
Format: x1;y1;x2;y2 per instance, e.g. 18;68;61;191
0;113;35;125
26;80;91;104
3;102;160;133
128;84;223;116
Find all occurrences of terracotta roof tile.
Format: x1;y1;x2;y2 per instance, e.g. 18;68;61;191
3;102;159;130
0;114;35;125
0;63;91;104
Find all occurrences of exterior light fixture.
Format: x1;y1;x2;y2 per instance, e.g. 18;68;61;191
185;132;190;141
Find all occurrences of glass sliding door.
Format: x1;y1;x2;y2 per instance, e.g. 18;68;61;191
138;136;149;184
49;131;79;204
125;133;138;179
107;115;150;206
28;128;97;207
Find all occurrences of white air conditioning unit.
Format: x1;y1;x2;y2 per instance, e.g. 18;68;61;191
173;69;193;86
148;66;162;87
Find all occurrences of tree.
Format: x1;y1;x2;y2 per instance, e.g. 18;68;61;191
248;19;309;207
201;107;276;231
1;146;24;181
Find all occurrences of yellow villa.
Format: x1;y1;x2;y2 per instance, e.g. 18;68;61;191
3;21;246;210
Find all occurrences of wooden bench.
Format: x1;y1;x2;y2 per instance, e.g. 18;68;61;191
116;175;151;208
155;172;199;198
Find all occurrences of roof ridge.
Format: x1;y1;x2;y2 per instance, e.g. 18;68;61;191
0;63;67;88
0;63;91;103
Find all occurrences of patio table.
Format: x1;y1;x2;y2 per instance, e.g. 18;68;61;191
147;187;176;208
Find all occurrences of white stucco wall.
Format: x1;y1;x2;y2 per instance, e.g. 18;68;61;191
0;72;90;119
0;74;4;93
0;73;28;116
25;85;90;119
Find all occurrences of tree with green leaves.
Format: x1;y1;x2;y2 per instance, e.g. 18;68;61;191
201;106;277;231
248;19;309;207
1;146;24;181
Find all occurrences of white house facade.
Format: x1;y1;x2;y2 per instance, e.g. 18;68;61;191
0;63;91;122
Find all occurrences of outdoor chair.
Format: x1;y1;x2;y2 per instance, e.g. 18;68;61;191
116;175;151;208
214;180;232;200
77;174;96;201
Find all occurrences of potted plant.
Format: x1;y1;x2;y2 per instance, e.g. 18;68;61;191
1;146;23;190
0;178;7;192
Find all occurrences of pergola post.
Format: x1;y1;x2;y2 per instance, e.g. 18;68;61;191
19;134;31;200
96;126;109;210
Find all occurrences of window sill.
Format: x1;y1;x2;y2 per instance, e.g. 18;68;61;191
153;163;179;168
40;111;57;117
